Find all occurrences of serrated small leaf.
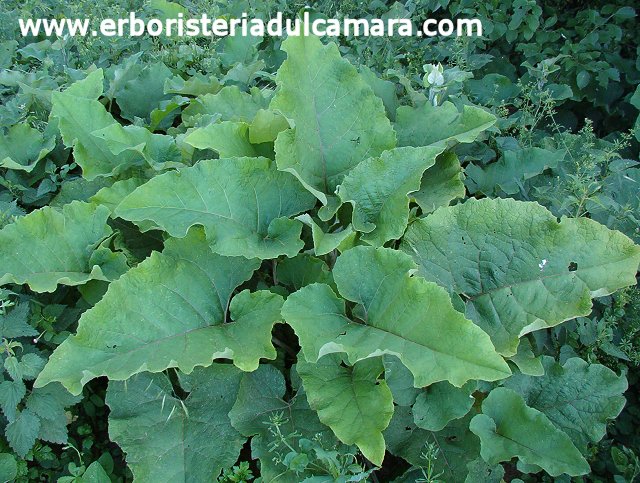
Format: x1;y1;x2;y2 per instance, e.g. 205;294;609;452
0;379;26;421
5;409;40;457
0;303;37;339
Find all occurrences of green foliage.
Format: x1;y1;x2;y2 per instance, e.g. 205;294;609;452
0;0;638;481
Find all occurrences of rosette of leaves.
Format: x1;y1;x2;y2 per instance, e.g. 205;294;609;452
0;34;636;482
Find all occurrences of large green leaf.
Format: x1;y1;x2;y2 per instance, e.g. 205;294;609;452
470;387;590;476
413;152;466;214
0;123;55;172
465;147;565;196
282;246;510;388
401;198;640;356
228;364;336;481
184;121;259;158
413;381;475;432
51;70;142;179
384;408;480;481
34;230;283;395
395;101;496;148
116;157;316;259
297;356;393;465
505;356;628;450
0;201;124;292
107;365;245;482
337;146;443;246
271;35;395;208
182;85;268;127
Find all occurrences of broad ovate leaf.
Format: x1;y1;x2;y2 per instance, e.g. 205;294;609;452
107;365;245;482
470;387;590;476
271;35;395;207
184;121;259;157
337;146;443;245
116;157;316;259
51;70;143;179
282;246;511;388
505;356;627;449
466;147;566;196
297;356;393;465
402;198;640;356
0;201;121;292
395;101;496;148
413;381;476;431
413;152;466;214
296;214;355;256
182;85;268;127
0;123;55;172
384;408;481;481
34;230;284;395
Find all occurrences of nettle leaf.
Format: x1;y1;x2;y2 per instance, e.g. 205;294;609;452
0;302;38;339
297;355;394;465
51;70;143;179
116;157;316;259
271;35;395;209
0;453;17;482
504;356;627;449
0;201;123;293
5;408;40;458
35;230;284;395
402;198;640;356
337;146;443;246
27;383;81;444
282;246;511;388
107;365;245;482
395;101;496;148
413;152;466;214
0;379;26;421
470;387;589;476
0;123;55;172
